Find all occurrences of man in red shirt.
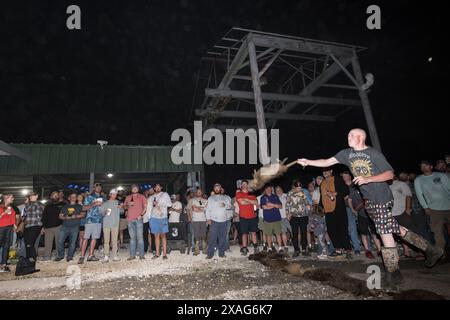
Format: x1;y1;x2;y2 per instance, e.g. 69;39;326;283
124;184;147;260
0;194;20;272
236;180;259;255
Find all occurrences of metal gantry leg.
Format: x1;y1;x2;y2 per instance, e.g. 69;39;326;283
351;54;382;151
247;36;270;165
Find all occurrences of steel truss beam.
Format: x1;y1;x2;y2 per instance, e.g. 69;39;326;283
204;88;361;106
196;110;335;122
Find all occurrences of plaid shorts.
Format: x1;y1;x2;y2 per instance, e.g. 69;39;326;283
365;200;400;235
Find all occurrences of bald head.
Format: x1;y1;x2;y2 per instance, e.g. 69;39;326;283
347;128;367;149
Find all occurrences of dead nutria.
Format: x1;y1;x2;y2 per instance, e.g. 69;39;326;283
393;289;446;300
303;268;374;297
267;252;289;259
259;257;290;269
282;262;313;277
248;251;268;261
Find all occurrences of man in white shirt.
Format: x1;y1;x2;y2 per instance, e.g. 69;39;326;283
188;189;208;255
205;183;232;259
275;186;291;252
168;194;182;223
148;183;172;260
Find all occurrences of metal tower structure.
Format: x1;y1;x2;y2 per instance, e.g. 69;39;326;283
192;27;381;156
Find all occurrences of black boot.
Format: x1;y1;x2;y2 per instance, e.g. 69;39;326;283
401;230;444;268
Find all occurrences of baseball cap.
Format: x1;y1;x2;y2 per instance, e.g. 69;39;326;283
213;183;222;187
170;194;177;200
109;188;118;195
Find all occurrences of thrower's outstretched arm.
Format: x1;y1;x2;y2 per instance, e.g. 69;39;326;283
297;157;339;168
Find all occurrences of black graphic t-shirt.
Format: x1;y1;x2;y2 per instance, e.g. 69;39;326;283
334;147;394;204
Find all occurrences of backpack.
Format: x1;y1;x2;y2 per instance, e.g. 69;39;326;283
15;257;40;276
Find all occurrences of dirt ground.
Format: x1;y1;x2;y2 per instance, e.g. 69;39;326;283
1;245;449;300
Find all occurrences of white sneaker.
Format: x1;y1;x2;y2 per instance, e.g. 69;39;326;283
101;256;109;263
317;253;328;260
112;257;121;262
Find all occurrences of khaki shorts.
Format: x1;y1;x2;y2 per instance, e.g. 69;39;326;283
262;221;282;236
281;218;292;233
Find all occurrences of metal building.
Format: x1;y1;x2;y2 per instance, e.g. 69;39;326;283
0;142;203;202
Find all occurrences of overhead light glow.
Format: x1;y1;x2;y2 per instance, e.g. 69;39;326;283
21;189;30;196
117;186;124;191
107;173;114;178
41;199;48;204
428;57;432;62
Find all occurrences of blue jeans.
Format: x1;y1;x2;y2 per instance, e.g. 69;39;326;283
57;226;79;259
189;223;195;250
346;207;361;252
225;220;232;250
207;221;227;257
128;219;144;257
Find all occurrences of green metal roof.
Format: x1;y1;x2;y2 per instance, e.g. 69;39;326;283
0;144;203;175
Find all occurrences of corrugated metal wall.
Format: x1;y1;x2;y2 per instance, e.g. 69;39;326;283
0;144;202;175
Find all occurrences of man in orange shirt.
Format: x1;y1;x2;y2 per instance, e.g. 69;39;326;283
235;180;259;255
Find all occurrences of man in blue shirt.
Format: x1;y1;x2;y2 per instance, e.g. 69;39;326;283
79;183;107;264
260;184;283;253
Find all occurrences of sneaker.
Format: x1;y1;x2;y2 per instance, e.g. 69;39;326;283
302;250;311;257
284;246;289;253
127;256;136;261
112;257;121;262
78;257;85;264
292;250;300;258
278;249;284;254
267;248;274;254
120;245;127;249
162;256;168;260
354;250;361;256
87;255;99;262
253;245;259;254
53;257;64;262
205;255;213;259
270;246;276;252
365;250;375;259
139;256;145;260
66;257;73;262
3;266;11;272
262;243;268;252
219;254;226;258
101;256;109;263
317;253;328;260
241;247;248;256
151;255;159;260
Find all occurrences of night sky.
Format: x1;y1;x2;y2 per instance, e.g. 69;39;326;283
1;1;448;192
